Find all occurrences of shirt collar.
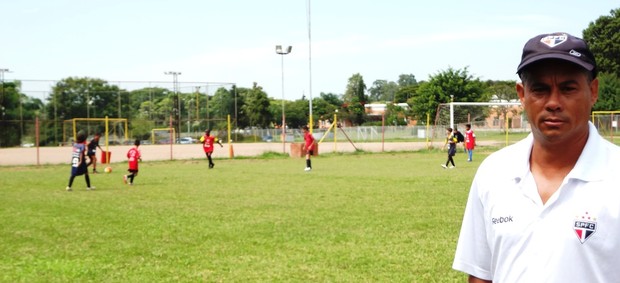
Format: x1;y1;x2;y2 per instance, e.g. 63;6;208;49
511;122;607;184
567;122;607;182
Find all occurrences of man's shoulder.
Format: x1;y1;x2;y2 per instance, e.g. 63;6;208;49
480;136;532;167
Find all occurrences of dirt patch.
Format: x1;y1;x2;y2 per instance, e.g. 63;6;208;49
0;141;497;166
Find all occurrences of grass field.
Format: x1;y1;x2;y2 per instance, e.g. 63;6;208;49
0;149;490;282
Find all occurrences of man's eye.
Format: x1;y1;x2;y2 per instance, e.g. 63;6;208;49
561;86;577;92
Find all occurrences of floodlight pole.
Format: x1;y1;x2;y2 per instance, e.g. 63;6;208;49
307;0;314;133
165;71;182;140
276;45;292;154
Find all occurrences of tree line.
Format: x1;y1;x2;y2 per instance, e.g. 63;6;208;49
1;8;619;147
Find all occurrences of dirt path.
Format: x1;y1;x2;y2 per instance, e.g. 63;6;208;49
0;141;499;166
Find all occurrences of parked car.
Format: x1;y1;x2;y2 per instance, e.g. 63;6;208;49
177;137;194;144
262;135;273;142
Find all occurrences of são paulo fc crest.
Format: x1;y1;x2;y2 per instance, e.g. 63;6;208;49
574;211;597;244
540;34;567;48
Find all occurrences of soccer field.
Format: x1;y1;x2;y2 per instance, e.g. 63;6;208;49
0;150;484;282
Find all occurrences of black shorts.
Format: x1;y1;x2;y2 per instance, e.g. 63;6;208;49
128;169;138;173
71;162;88;176
448;147;456;156
307;150;314;156
87;150;96;157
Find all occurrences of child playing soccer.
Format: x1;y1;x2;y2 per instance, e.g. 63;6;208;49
66;131;95;191
86;133;103;173
442;127;457;169
200;129;223;169
123;139;142;186
302;126;315;172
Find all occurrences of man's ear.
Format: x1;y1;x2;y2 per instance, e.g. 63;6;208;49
516;82;525;103
589;78;599;106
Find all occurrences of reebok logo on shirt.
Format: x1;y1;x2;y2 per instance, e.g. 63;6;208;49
492;216;514;224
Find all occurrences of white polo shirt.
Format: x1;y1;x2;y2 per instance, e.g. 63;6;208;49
453;122;620;282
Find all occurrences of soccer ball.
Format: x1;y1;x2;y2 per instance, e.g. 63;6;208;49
104;167;112;173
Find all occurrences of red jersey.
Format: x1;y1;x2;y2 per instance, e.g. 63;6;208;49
127;147;141;170
304;131;315;151
202;135;216;153
465;129;476;150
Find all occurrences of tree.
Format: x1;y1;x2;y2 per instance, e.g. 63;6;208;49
313;93;342;121
385;103;409;126
343;73;368;125
46;77;124;121
240;83;271;128
411;67;489;124
368;79;398;102
132;87;170;122
397;74;417;87
486;80;519;129
396;84;418;103
42;77;125;145
285;99;311;129
209;87;237;129
583;8;620;78
0;81;21;146
594;72;620;111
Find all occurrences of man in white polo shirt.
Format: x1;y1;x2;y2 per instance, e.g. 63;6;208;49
452;32;620;282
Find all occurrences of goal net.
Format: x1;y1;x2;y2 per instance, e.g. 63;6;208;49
151;128;176;144
63;118;128;145
434;102;526;146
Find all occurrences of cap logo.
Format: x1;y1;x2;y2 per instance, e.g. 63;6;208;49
569;49;582;57
540;34;567;48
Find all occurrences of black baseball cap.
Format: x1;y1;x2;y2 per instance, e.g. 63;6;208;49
517;32;597;77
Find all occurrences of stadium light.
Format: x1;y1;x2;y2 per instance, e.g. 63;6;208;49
275;45;292;153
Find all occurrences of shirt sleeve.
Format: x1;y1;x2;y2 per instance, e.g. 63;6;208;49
452;173;493;280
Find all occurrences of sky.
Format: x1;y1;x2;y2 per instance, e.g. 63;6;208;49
1;0;618;101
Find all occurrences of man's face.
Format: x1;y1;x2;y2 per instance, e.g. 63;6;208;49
516;60;598;145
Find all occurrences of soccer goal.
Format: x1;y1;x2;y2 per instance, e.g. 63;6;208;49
434;101;525;147
151;128;176;144
592;111;620;142
63;117;128;146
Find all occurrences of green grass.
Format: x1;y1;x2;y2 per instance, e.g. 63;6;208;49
0;149;487;282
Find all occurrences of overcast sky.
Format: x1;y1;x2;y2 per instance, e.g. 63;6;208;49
2;0;618;101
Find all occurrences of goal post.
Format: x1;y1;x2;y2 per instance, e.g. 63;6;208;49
63;117;128;146
434;101;525;147
151;128;176;144
591;110;620;142
447;102;522;129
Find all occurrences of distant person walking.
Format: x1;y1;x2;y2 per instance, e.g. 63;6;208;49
66;131;95;191
200;129;223;169
464;124;476;162
87;133;103;173
442;127;457;169
302;126;315;172
123;139;142;186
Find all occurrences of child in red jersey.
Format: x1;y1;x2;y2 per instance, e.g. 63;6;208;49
123;139;142;185
302;126;315;172
200;129;223;169
464;123;476;162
